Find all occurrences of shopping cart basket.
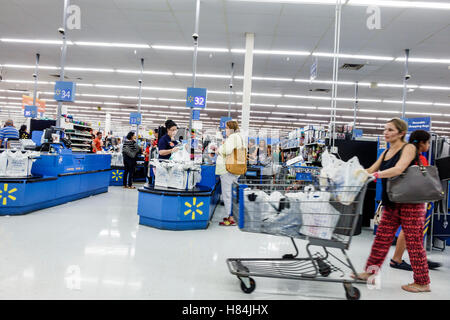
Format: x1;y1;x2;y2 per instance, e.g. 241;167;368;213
226;177;374;300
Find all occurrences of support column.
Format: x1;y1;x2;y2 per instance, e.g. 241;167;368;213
105;113;111;135
401;49;410;119
241;32;254;142
56;0;70;128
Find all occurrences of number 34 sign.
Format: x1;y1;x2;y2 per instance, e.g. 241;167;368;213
54;81;76;102
186;87;207;109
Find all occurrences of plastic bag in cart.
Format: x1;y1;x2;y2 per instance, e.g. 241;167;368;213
262;193;304;237
243;189;277;232
299;186;341;240
320;150;370;205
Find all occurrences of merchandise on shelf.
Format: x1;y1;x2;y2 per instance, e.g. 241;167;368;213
62;115;94;152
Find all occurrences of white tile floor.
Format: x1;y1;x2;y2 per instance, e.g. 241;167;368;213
0;185;449;300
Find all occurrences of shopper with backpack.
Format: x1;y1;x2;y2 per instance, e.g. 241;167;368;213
122;131;141;189
215;121;247;226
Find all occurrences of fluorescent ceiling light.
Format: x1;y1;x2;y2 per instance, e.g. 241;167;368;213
313;52;394;61
254;49;309;56
1;64;449;93
253;76;293;82
75;41;150;48
0;38;73;45
284;94;331;101
348;1;450;10
396;57;450;64
151;45;229;53
65;67;114;72
3;64;58;70
359;109;400;114
277;105;316;109
231;49;310;56
420;85;450;91
80;94;119;98
116;69;173;76
229;0;337;5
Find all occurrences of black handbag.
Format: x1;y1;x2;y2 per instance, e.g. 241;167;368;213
386;151;445;204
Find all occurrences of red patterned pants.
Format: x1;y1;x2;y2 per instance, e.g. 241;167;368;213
366;203;430;285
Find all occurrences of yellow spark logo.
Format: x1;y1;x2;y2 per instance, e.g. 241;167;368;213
187;96;194;103
55;89;61;95
112;170;123;181
0;184;17;206
184;197;204;220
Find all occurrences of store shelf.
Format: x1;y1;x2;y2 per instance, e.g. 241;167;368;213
66;132;92;137
70;137;91;142
305;142;326;146
72;123;92;129
71;143;91;147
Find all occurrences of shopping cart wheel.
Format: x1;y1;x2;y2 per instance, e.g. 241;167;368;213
239;277;256;294
317;259;331;277
343;283;361;300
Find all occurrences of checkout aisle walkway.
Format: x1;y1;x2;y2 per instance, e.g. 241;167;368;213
0;186;449;300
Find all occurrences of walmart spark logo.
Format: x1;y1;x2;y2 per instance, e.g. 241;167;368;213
112;170;123;181
184;197;204;220
187;96;194;103
0;184;17;206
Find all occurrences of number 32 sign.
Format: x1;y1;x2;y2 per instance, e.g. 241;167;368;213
186;87;207;109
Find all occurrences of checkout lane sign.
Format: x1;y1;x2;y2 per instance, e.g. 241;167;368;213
24;105;38;118
186;87;207;109
54;81;76;102
130;112;142;125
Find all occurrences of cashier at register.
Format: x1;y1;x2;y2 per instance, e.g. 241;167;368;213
157;119;179;160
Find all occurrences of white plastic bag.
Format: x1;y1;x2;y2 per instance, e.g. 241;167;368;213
299;186;341;240
170;143;190;162
320;150;369;205
168;163;188;189
6;150;28;177
0;152;7;176
153;161;170;188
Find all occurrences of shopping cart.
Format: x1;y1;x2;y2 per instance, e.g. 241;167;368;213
277;163;321;182
226;176;373;300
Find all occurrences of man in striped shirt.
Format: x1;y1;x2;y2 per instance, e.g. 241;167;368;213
0;119;20;148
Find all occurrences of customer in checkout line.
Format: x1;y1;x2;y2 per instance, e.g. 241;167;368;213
390;129;441;272
0;119;20;148
92;132;103;153
247;138;257;165
122;131;141;189
353;118;431;293
19;125;30;140
215;120;244;226
256;139;270;165
158;120;179;160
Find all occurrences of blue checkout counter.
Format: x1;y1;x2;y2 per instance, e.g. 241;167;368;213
0;151;111;215
137;165;221;230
